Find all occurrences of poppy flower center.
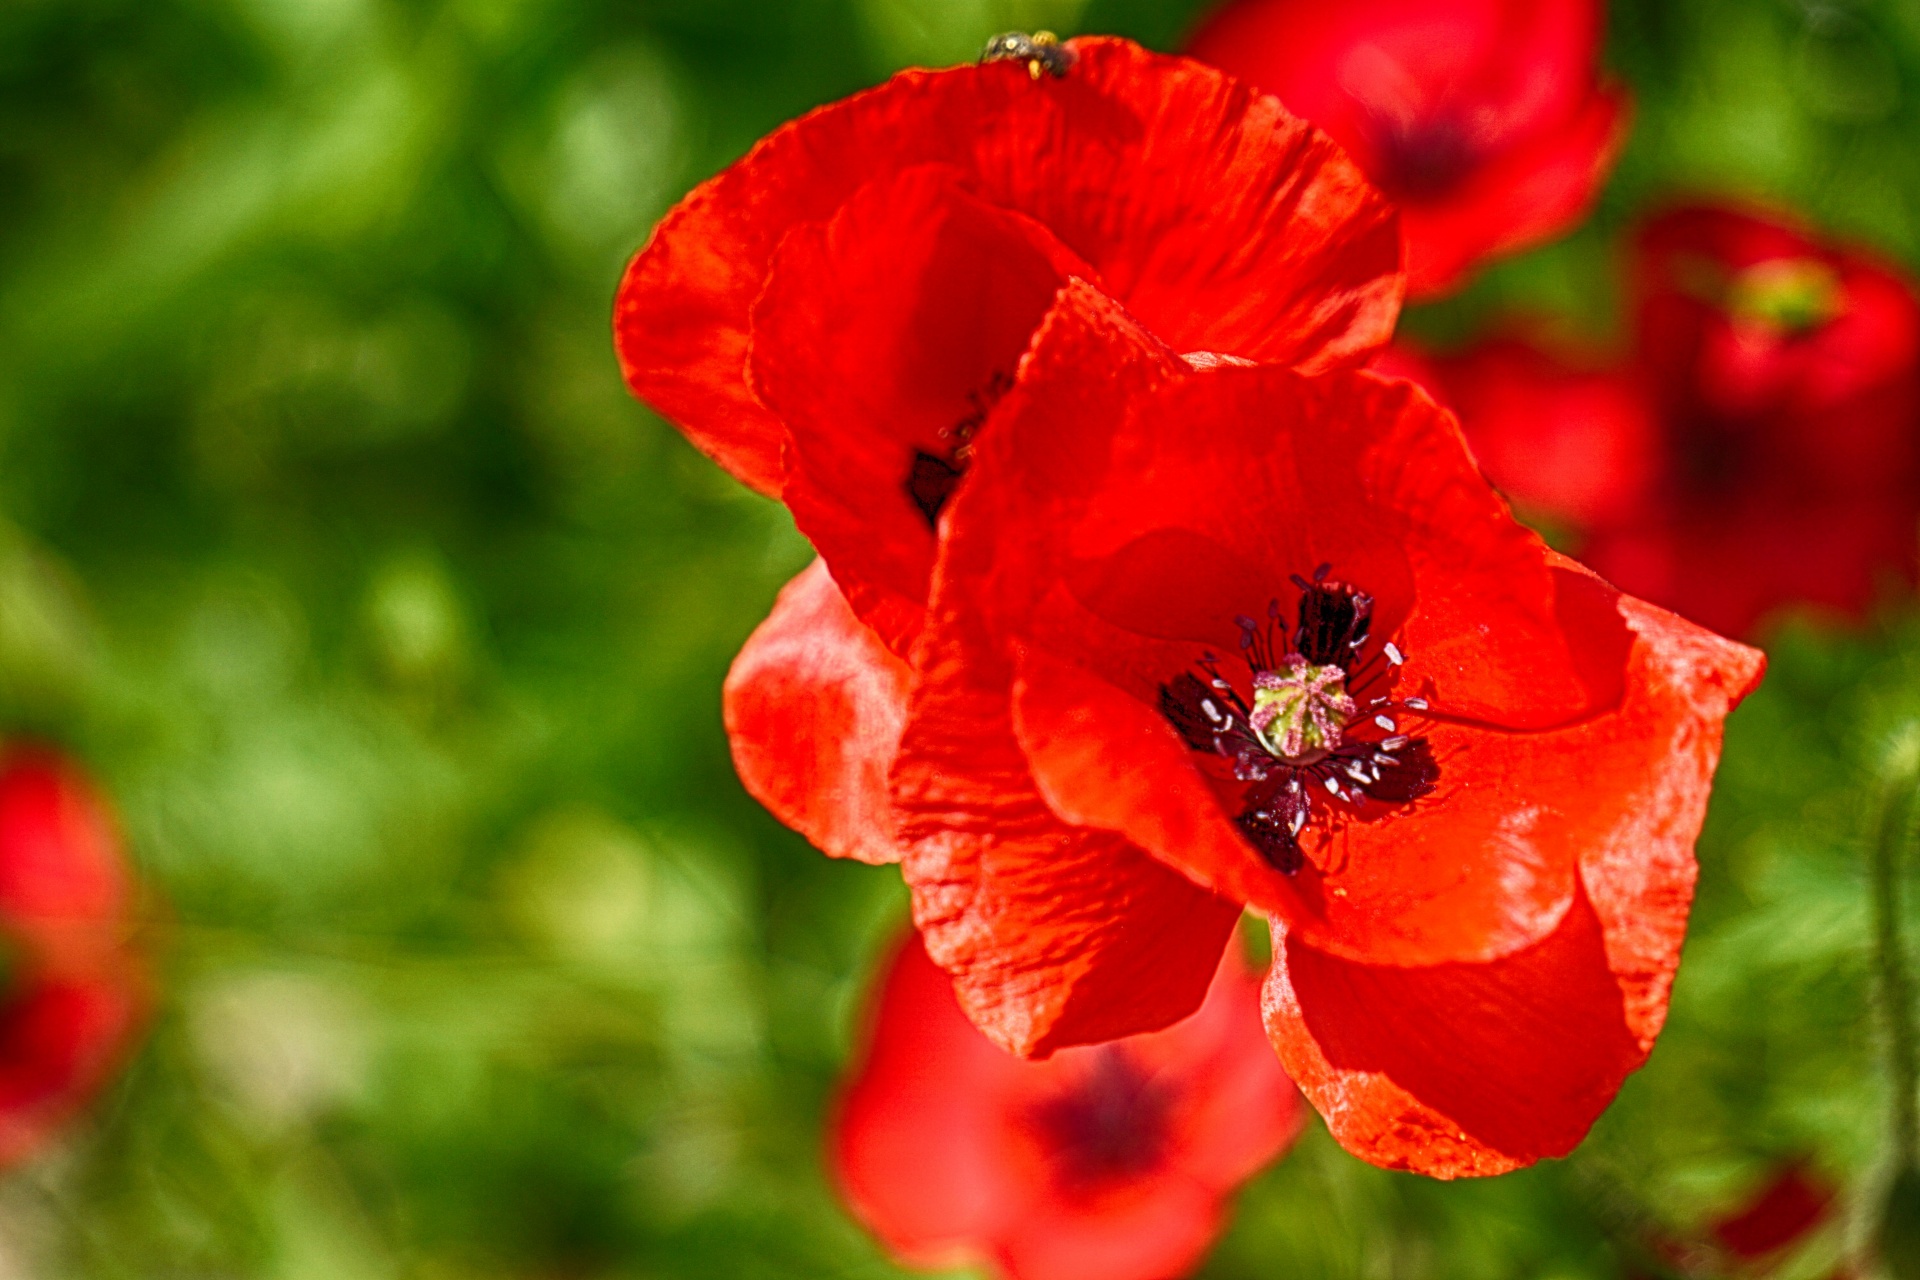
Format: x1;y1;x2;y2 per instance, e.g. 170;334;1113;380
1251;658;1353;761
1727;257;1842;335
1371;115;1478;201
1158;566;1439;874
1025;1047;1171;1188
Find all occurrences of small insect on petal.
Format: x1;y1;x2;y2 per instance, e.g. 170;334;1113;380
980;31;1077;79
1384;642;1404;665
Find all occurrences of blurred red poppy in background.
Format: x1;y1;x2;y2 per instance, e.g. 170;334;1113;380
619;37;1405;1049
1398;205;1920;638
895;285;1762;1174
0;746;146;1166
1185;0;1630;297
833;931;1300;1280
1633;1161;1850;1279
1375;336;1658;531
1710;1162;1838;1264
1580;204;1920;638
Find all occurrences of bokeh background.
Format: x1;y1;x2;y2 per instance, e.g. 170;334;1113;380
2;0;1918;1275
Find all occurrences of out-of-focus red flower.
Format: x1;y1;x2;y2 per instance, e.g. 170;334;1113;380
1576;204;1920;638
890;284;1762;1174
1376;337;1660;529
833;931;1300;1280
0;746;146;1166
1185;0;1629;297
1710;1162;1836;1261
619;38;1403;1047
1635;1162;1850;1279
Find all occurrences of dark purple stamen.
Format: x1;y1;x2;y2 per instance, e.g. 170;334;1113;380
1292;577;1373;667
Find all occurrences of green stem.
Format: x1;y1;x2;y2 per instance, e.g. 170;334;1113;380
1872;747;1920;1169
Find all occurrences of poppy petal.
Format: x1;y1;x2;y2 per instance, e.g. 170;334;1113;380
1400;85;1628;297
0;751;147;1168
1187;0;1603;161
834;934;1299;1280
1185;0;1621;297
1614;203;1920;635
0;750;132;957
750;165;1097;654
615;36;1400;494
996;1185;1227;1280
1013;642;1584;967
832;933;1035;1269
1260;589;1764;1176
926;294;1653;966
892;640;1243;1057
722;560;911;865
887;282;1238;1054
1376;337;1661;528
982;362;1624;731
0;976;144;1167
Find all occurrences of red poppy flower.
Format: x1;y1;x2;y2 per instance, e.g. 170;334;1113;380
1580;204;1920;637
1710;1162;1837;1262
0;746;147;1166
892;283;1762;1174
1375;337;1660;532
620;38;1402;1024
1184;0;1630;297
833;930;1300;1280
1636;1162;1849;1279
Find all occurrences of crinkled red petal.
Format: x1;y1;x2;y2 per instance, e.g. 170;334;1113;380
751;166;1096;655
925;289;1661;966
884;283;1240;1054
832;932;1299;1280
615;36;1400;495
1261;589;1764;1176
892;633;1242;1057
1012;367;1622;728
723;560;911;865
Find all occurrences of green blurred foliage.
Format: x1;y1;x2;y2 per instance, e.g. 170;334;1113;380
2;0;1920;1276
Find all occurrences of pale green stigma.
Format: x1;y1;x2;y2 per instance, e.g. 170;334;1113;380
1249;657;1355;763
